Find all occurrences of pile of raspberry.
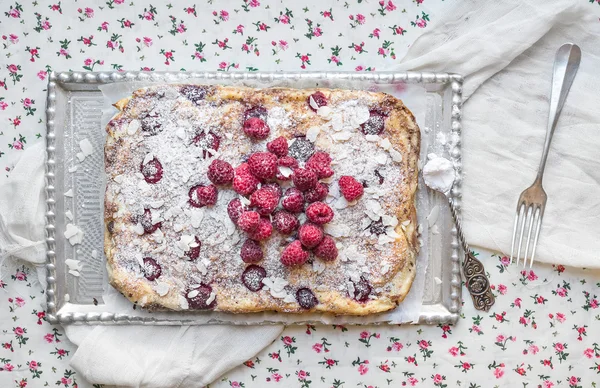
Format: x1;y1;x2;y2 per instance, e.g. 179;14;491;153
189;107;365;270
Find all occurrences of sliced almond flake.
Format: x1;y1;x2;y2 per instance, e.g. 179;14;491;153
65;210;73;221
332;131;352;141
389;148;403;162
381;263;391;274
68;270;80;277
65;259;83;271
427;205;440;227
346;281;355;297
142;153;154;166
401;220;411;227
190;208;205;228
114;174;124;184
154;282;170;296
239;196;251;207
306;126;320;142
68;165;78;173
64;224;84;245
330;113;344;131
386;227;402;239
225;133;233;140
270;289;288;299
127;119;140;135
375;153;388;165
134;222;145;235
187;290;200;299
76;152;86;162
431;225;440;235
324;223;350;237
379;138;392;150
149;200;165;209
321;175;335;184
354;105;371;125
80;139;93;156
312;260;325;274
173;223;184;232
205;291;216;305
278;166;293;178
382;215;399;227
365;134;380;142
64;189;73;198
196;261;208;275
333;196;349;210
175;127;186;140
179;296;189;310
309;95;319;110
283;294;296;304
317;106;332;119
434;277;443;285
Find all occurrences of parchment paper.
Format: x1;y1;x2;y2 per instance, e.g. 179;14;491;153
73;76;429;324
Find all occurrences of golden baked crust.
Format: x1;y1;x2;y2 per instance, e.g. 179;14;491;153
104;84;420;315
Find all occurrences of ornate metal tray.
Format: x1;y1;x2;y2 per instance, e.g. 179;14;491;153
44;71;463;325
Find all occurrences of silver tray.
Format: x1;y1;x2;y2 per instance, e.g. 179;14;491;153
44;71;463;325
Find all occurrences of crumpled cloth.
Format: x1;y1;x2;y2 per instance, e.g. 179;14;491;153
399;0;600;268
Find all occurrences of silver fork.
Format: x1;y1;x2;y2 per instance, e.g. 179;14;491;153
510;43;581;268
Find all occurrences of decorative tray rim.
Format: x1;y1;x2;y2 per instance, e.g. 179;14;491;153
44;70;463;325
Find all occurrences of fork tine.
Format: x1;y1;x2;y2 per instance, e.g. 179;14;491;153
522;207;537;268
528;208;544;268
509;205;523;265
515;205;530;267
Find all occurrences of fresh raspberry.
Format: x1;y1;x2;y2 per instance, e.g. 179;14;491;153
250;187;279;216
233;163;260;196
288;137;315;161
296;288;319;309
281;188;304;213
180;85;207;105
352;276;372;302
140;208;161;234
227;198;245;224
140;157;163;184
307;91;328;112
240;239;264;263
142;257;162;281
306;151;334;179
273;211;299;234
243;106;268;121
299;223;324;249
189;184;218;207
243;117;270;140
140;112;162;135
360;109;387;135
314;236;338;261
186;284;216;309
248;152;278;180
303;183;329;203
184;236;202;261
192;131;220;159
248;218;273;241
207;159;234;185
280;240;309;266
262;182;282;199
338;175;364;201
306;202;334;225
237;211;260;233
292;168;318;192
276;156;299;180
241;264;267;292
266;136;289;157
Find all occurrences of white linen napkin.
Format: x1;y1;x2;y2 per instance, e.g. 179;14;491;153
399;0;600;268
66;325;282;388
0;142;47;285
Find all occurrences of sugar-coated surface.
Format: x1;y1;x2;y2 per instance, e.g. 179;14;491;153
106;84;412;311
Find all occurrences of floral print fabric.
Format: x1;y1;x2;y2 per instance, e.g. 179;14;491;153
1;1;600;387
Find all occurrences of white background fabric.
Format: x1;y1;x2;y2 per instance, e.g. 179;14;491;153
400;0;600;268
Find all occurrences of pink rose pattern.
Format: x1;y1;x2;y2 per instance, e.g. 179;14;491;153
0;1;599;387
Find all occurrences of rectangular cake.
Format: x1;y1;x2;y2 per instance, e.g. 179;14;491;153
104;84;420;315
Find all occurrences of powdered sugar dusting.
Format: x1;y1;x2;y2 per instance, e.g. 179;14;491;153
105;84;414;311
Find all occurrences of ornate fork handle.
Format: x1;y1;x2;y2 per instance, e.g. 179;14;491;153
448;199;495;312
